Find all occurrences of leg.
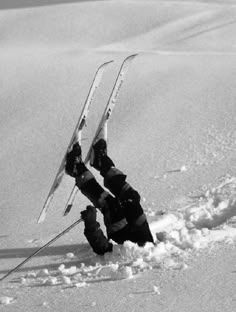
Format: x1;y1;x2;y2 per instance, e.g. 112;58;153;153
98;155;153;244
103;163;145;225
65;142;127;238
90;139;153;244
90;140;145;224
74;162;109;209
89;139;127;197
75;162;127;237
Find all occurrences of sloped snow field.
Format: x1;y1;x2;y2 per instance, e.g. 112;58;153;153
0;1;236;311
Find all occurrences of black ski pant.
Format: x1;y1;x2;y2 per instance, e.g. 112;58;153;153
75;156;154;245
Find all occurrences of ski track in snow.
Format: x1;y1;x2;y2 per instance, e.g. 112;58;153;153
2;175;234;300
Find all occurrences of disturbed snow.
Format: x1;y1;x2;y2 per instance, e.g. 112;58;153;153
1;175;235;305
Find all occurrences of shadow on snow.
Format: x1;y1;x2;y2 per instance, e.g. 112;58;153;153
0;243;94;276
0;243;90;259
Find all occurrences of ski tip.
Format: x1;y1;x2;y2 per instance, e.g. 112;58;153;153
37;213;45;224
100;60;114;69
126;54;138;61
106;60;115;64
119;54;138;67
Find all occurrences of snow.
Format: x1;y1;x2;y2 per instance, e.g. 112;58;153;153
0;296;15;305
1;0;236;311
36;269;50;277
66;252;75;259
152;285;161;295
6;175;234;291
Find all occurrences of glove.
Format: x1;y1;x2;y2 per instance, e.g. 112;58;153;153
81;205;97;230
65;142;82;177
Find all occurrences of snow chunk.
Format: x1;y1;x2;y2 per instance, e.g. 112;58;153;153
58;264;65;272
20;277;27;285
26;272;37;278
58;265;77;276
153;285;161;295
75;282;87;288
37;269;50;278
132;258;144;268
180;165;187;172
93;262;133;280
0;296;14;305
66;253;75;259
43;277;58;286
41;302;49;307
61;276;72;285
110;266;133;280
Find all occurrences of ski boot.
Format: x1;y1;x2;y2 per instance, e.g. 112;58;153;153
90;121;114;172
65;142;83;177
90;139;108;171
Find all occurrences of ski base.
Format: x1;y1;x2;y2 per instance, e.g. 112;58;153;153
37;60;114;223
63;54;138;217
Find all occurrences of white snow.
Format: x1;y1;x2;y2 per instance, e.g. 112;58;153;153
152;285;161;295
61;276;72;285
180;165;188;172
66;253;75;259
43;277;58;286
75;282;86;288
0;296;15;305
36;269;50;278
11;176;236;289
1;1;236;311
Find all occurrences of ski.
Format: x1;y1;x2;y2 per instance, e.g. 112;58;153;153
37;60;114;223
63;54;138;216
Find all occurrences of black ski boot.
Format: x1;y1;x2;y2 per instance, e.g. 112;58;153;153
90;139;107;171
65;142;83;177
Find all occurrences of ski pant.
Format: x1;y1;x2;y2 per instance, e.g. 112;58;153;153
75;156;154;245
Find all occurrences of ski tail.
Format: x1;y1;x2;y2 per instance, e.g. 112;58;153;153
37;60;114;224
63;54;138;217
63;185;79;216
84;54;138;164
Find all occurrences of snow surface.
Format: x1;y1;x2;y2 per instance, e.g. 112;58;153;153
0;0;236;311
3;175;235;292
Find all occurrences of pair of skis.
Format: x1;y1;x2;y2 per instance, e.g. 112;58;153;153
37;54;138;224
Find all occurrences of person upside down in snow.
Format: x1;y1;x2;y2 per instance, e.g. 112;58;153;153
65;130;154;255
